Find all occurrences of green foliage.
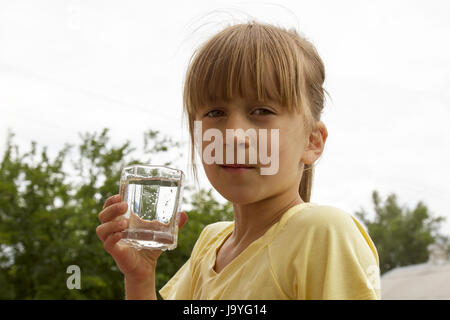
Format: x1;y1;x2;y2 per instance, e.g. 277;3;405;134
0;128;232;299
355;190;448;275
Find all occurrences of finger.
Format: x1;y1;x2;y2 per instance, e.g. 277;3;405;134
103;194;121;210
103;231;123;255
96;219;128;242
178;211;188;229
98;201;128;223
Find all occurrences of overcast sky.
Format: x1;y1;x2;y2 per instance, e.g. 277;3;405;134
1;0;449;234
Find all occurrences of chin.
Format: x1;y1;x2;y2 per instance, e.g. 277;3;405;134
223;196;256;205
204;167;262;203
215;186;259;205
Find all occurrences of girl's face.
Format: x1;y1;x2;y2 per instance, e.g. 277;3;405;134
195;95;324;204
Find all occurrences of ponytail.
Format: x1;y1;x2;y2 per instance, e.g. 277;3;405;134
299;163;314;202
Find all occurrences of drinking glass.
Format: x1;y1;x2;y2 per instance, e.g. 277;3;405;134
118;164;184;251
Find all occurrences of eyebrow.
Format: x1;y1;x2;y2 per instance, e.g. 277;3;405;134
251;99;279;105
206;99;280;107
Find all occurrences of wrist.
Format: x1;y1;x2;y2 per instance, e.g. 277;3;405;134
124;273;156;300
125;274;154;286
124;260;157;284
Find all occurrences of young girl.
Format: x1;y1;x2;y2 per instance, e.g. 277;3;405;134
96;21;381;300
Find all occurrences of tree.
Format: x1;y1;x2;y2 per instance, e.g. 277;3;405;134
0;128;233;299
355;190;448;275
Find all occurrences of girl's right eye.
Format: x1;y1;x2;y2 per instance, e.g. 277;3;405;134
204;110;224;118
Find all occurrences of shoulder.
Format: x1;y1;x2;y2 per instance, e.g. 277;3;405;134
274;204;378;261
270;204;380;299
283;204;361;234
203;220;233;233
191;221;233;258
200;221;233;241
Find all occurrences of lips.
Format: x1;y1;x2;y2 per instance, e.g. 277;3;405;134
220;164;255;168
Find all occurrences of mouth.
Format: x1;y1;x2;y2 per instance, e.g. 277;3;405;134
220;164;256;169
219;164;256;173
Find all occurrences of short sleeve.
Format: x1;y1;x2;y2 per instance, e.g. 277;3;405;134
270;205;381;300
299;207;381;299
159;258;193;299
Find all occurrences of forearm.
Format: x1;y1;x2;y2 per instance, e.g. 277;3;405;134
124;273;157;300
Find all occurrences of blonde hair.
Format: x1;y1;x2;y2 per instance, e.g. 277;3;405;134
182;21;328;202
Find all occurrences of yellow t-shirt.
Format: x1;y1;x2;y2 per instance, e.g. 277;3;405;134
159;202;381;300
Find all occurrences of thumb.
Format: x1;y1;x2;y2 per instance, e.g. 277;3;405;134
178;211;188;229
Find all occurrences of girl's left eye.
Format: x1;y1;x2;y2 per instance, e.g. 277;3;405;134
205;110;224;118
204;108;274;118
252;108;274;116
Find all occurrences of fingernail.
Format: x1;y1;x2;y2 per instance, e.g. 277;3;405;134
120;202;128;210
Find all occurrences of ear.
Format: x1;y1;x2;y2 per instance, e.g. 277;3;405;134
301;121;328;165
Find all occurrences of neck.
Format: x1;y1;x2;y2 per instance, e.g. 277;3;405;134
229;188;304;247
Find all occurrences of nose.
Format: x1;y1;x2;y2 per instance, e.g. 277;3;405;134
225;113;252;148
223;113;258;165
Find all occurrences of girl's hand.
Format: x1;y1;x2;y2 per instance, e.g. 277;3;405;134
96;194;188;283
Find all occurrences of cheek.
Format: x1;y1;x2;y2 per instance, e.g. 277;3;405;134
276;145;297;174
202;161;214;174
202;163;221;188
277;128;305;167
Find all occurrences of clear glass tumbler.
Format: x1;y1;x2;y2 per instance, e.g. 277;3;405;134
118;164;184;251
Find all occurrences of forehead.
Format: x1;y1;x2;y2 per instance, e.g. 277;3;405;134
206;63;281;106
210;96;281;109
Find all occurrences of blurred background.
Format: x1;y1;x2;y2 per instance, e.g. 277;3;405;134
0;0;449;299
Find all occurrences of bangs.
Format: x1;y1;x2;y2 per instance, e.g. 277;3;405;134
184;23;304;117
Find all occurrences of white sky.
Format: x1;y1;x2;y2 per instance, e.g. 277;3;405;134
1;0;449;234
